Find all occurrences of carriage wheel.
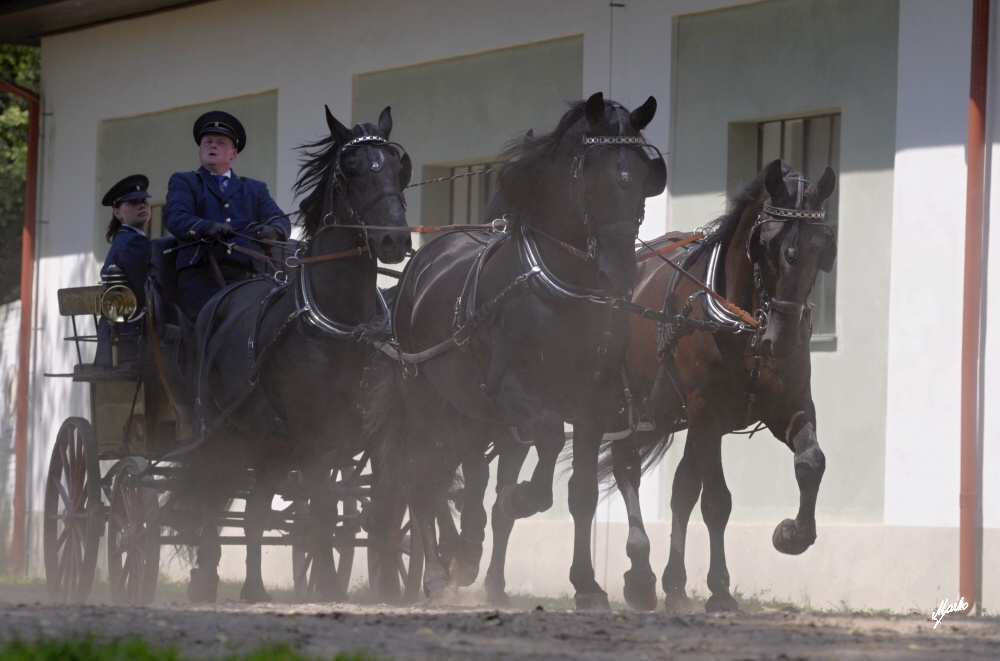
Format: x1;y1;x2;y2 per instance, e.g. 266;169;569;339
43;417;103;604
367;505;424;603
291;468;360;602
108;457;160;605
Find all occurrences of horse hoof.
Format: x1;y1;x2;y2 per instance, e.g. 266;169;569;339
662;590;694;614
240;586;274;603
772;518;815;555
575;591;611;611
187;568;220;604
448;557;480;588
623;568;658;611
705;592;740;613
485;589;511;608
498;482;541;520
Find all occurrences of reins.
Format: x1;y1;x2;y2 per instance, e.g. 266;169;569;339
635;234;758;328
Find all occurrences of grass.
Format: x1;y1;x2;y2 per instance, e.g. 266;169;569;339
0;638;382;661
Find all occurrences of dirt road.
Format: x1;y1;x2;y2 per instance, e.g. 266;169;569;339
1;598;998;660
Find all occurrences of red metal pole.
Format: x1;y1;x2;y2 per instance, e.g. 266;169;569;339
960;0;989;615
0;78;39;575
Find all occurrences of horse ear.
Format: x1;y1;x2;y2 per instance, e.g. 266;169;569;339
378;106;393;137
763;159;786;200
630;96;657;131
585;92;605;126
325;105;351;143
812;166;837;203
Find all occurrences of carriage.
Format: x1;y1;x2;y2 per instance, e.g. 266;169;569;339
41;105;422;607
42;249;423;607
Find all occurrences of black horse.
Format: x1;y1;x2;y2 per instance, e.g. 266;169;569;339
598;159;837;612
169;106;411;603
366;93;665;608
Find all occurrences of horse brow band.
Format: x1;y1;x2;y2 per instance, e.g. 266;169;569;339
583;136;645;146
762;202;826;222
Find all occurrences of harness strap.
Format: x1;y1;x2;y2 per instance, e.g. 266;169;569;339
377;266;539;365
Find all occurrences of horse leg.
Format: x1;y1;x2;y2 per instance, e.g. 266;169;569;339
484;433;529;606
568;420;610;611
241;463;282;603
365;463;406;603
612;434;658;611
692;427;738;612
412;482;454;601
771;410;825;555
302;461;345;602
188;501;222;603
661;437;701;613
447;449;489;587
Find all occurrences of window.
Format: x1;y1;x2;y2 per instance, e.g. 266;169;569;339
757;114;840;346
448;162;501;226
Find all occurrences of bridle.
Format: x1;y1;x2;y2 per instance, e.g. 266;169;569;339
298;130;411;338
745;176;831;327
569;134;665;260
322;129;411;231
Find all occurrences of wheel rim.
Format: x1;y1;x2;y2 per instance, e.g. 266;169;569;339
108;457;160;606
43;418;101;604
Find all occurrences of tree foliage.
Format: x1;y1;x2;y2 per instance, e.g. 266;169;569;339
0;45;39;306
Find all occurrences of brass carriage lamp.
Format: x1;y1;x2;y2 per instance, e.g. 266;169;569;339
99;266;138;366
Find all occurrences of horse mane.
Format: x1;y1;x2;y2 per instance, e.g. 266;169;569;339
292;121;379;239
702;160;795;247
485;98;636;224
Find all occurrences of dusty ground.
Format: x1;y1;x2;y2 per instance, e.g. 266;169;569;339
1;590;999;660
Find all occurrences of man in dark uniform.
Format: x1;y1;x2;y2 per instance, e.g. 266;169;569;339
164;110;290;320
95;174;152;366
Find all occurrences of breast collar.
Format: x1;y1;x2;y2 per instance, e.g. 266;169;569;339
516;225;618;305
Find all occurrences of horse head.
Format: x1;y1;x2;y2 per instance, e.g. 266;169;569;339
296;106;412;264
571;92;664;299
498;92;665;300
748;159;837;357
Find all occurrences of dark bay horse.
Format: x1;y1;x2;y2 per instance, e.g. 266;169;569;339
366;93;666;609
600;159;837;612
170;106;411;603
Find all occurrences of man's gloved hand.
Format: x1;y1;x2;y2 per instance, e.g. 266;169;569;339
255;225;283;242
203;222;236;241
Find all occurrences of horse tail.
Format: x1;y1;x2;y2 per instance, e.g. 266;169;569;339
597;426;677;494
161;446;241;565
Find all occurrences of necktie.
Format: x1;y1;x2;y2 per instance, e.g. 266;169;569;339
214;174;228;191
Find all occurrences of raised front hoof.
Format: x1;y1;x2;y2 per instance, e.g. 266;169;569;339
498;482;548;520
448;556;481;588
772;518;816;556
662;590;694;614
705;592;740;613
240;584;275;604
575;591;611;611
623;568;658;611
187;567;220;604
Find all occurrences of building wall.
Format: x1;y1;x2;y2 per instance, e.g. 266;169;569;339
13;0;997;612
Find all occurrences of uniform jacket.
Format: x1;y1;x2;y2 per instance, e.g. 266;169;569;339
95;225;148;365
163;167;289;273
